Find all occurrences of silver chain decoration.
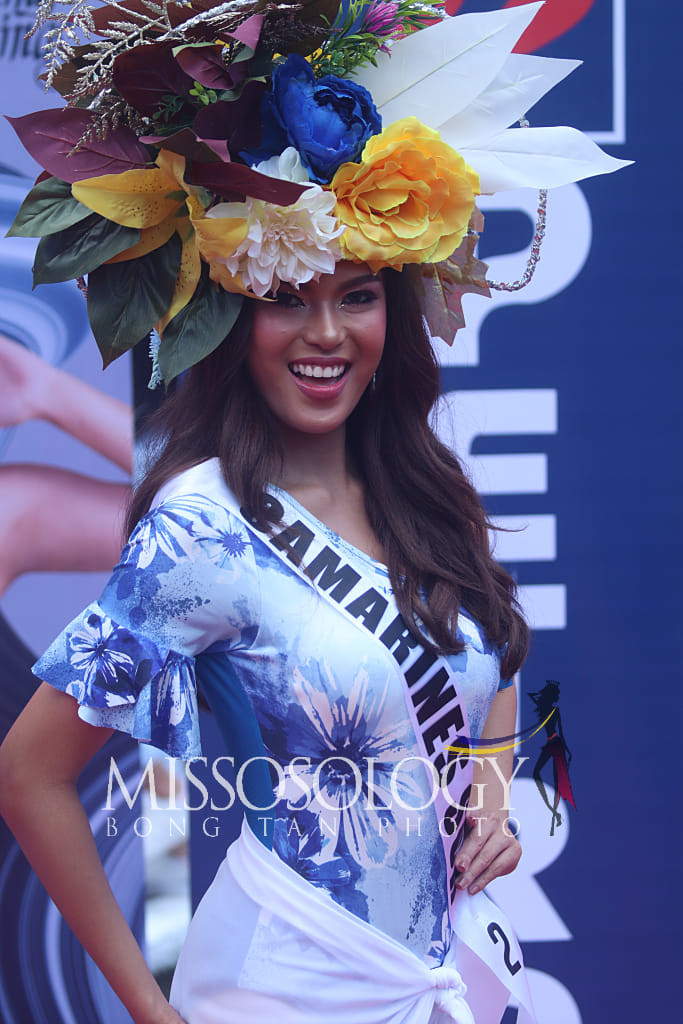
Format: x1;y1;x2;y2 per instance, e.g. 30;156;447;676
483;116;549;293
485;188;548;292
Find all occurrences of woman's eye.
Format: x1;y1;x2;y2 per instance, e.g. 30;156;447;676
274;291;304;308
342;289;377;306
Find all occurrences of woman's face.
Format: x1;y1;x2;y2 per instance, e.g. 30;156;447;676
247;261;386;441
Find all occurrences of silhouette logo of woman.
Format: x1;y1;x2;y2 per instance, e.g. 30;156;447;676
529;680;576;836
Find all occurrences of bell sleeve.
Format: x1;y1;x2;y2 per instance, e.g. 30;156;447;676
32;493;260;758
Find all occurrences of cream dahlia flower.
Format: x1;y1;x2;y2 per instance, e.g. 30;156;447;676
203;149;344;297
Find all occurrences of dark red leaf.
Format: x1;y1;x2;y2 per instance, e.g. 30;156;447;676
191;102;237;144
5;109;152;183
92;0;148;31
192;80;266;155
179;5;266;44
92;0;191;33
92;0;264;38
179;0;232;12
190;0;238;8
147;129;223;164
39;52;81;96
228;14;264;50
113;42;195;117
194;136;230;162
175;45;237;92
186;160;307;206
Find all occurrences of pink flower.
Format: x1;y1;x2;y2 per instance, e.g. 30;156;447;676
363;1;400;36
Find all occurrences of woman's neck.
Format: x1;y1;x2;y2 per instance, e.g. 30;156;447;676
275;424;355;501
272;424;385;563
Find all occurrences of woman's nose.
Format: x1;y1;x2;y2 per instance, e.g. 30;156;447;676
303;302;345;349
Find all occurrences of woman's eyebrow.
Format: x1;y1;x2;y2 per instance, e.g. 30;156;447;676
340;274;381;290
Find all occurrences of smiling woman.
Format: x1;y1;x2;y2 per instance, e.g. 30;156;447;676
247;263;386;442
0;2;631;1023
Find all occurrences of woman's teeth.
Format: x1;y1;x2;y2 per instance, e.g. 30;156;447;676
290;364;347;380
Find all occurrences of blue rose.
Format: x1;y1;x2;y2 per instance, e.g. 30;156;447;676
252;54;381;184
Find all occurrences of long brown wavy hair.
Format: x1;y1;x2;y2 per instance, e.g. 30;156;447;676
127;268;529;679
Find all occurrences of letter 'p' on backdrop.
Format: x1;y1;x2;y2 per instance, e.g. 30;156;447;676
0;2;679;1022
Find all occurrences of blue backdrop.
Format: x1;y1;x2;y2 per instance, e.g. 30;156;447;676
437;2;681;1019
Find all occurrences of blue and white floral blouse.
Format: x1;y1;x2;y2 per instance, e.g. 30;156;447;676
34;458;511;966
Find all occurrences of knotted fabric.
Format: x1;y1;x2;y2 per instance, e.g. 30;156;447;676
228;819;475;1023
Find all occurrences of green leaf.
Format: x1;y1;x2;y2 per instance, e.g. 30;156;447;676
87;232;183;367
7;176;93;238
32;214;140;285
158;265;243;384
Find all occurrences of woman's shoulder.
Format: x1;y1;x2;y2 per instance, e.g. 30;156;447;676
127;458;260;581
150;457;240;516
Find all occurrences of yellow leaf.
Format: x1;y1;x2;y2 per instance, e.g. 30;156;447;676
206;260;254;298
106;218;177;263
192;210;249;262
157;149;189;190
72;167;183;229
156;230;202;334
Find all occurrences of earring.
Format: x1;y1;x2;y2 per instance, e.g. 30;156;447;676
371;371;377;391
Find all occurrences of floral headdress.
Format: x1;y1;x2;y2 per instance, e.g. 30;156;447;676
7;0;629;385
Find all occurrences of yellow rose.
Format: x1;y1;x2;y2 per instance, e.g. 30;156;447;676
331;117;480;272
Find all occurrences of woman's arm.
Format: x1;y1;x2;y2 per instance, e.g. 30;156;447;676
0;684;185;1024
454;684;522;895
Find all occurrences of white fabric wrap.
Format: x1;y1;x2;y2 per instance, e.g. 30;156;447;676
172;821;536;1022
228;819;476;1024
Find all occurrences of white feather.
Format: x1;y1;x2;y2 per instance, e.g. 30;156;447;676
459;126;633;193
351;3;544;126
437;53;581;147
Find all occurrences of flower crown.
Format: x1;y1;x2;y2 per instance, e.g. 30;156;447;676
8;0;629;384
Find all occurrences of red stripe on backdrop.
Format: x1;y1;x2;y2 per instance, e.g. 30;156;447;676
505;0;596;52
444;2;596;53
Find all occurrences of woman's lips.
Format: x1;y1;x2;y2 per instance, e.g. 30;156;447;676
288;361;351;400
290;361;349;381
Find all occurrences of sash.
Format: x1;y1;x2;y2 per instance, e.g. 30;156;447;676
236;486;474;923
220;484;536;1023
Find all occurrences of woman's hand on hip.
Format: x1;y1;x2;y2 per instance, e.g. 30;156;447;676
454;808;521;895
